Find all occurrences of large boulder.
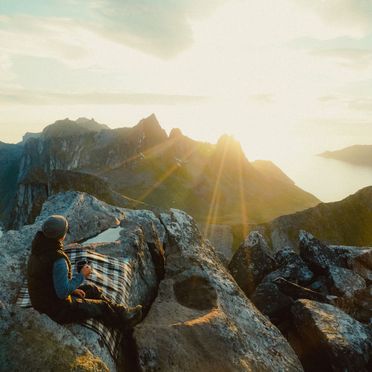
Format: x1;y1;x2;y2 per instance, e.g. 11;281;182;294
228;231;276;296
0;191;165;371
134;210;303;371
88;218;164;311
291;299;372;371
37;191;126;244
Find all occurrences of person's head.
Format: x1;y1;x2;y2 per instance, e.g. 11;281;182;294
42;215;69;241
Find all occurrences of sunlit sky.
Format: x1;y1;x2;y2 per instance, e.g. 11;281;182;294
0;0;372;165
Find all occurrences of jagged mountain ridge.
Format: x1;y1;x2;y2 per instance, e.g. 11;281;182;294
1;114;319;229
0;142;23;223
319;144;372;167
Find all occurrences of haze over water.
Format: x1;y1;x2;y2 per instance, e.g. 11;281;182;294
276;155;372;202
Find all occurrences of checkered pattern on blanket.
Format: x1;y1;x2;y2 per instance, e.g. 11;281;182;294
16;247;133;361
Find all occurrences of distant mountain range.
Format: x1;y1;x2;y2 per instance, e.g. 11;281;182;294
319;145;372;167
0;114;320;229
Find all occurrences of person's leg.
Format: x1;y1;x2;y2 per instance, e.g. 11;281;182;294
52;298;142;331
78;283;104;300
77;283;113;303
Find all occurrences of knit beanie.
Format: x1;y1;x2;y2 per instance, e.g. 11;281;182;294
42;215;69;240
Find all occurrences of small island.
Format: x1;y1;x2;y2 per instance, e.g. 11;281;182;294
319;144;372;167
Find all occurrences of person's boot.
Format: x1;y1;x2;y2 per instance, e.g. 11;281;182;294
114;304;143;331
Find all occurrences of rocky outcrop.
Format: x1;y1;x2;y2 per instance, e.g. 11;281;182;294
134;210;302;371
0;191;167;370
291;299;372;371
2;185;370;371
231;228;372;370
253;186;372;251
1;191;307;371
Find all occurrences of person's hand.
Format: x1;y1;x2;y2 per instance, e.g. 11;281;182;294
72;289;85;298
81;265;92;278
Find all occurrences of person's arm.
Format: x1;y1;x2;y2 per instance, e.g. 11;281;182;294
53;258;85;300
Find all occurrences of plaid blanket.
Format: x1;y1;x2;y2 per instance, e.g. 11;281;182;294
16;246;133;361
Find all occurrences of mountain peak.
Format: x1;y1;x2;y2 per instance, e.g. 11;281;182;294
169;128;183;139
75;117;110;131
138;113;160;127
133;114;168;144
42;118;108;138
216;134;247;162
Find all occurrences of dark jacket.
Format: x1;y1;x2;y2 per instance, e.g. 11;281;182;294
27;231;72;315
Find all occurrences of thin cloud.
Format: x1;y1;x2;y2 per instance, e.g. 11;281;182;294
0;1;227;60
0;89;208;106
91;0;226;58
295;0;372;36
311;48;372;69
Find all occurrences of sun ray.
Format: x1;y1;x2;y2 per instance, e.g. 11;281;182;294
136;141;198;202
237;152;249;239
203;140;229;237
95;137;178;177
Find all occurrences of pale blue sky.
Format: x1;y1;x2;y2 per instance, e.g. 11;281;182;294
0;0;371;162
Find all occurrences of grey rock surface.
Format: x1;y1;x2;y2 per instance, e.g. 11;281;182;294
327;265;366;297
200;223;234;262
0;191;164;371
134;209;303;371
299;231;347;273
274;248;314;285
229;231;277;297
292;299;372;371
251;281;293;322
0;305;110;371
348;249;372;283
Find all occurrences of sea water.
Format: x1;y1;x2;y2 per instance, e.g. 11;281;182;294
276;154;372;202
82;226;123;245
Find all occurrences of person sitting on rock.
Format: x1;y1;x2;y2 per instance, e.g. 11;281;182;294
27;214;142;331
